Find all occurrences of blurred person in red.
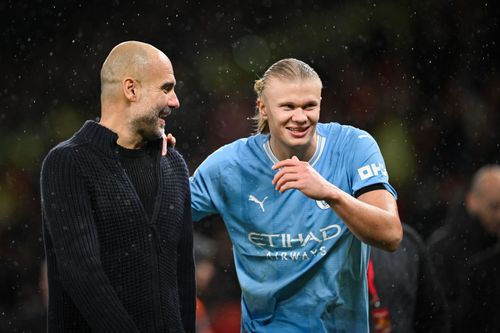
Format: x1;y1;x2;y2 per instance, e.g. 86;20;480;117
192;225;241;333
210;301;242;333
39;259;48;309
428;164;500;332
194;232;216;333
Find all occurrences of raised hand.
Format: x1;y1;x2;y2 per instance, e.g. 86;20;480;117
161;132;177;156
272;156;336;200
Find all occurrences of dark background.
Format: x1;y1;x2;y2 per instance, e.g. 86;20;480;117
1;0;499;331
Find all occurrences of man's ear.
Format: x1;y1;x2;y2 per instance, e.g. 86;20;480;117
123;77;139;102
256;99;268;120
465;191;477;215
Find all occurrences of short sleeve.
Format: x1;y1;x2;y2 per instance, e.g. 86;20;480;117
349;130;397;199
189;156;221;222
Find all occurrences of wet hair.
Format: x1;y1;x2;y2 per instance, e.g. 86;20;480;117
252;58;322;134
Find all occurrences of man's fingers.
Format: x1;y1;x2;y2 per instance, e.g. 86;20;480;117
161;135;168;156
272;157;301;170
275;173;300;191
272;166;300;185
161;133;177;157
166;133;176;147
277;180;300;193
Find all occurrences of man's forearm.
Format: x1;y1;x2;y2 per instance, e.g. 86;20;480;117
327;188;402;251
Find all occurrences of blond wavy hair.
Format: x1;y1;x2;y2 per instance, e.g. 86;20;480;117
252;58;322;134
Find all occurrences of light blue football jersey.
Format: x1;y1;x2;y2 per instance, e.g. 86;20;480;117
190;122;397;333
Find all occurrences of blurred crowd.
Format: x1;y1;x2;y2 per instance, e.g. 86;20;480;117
1;0;499;332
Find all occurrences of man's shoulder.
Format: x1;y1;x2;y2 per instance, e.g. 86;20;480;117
223;135;257;150
164;148;188;172
399;224;427;256
318;122;375;146
165;146;184;160
43;135;85;165
402;224;424;246
206;136;256;162
427;224;458;254
318;122;366;135
316;123;378;163
40;135;93;183
192;136;261;180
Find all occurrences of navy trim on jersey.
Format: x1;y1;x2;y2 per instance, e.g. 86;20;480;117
354;183;386;198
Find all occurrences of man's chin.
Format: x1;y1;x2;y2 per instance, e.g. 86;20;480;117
153;130;165;141
287;136;314;148
156;126;165;138
141;129;164;143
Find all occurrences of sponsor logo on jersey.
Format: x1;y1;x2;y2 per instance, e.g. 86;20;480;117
248;224;342;261
265;247;327;261
357;163;388;180
316;200;330;210
248;224;341;248
248;194;268;212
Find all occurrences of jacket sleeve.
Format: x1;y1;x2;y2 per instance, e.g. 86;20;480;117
407;226;450;333
177;176;196;333
41;147;139;332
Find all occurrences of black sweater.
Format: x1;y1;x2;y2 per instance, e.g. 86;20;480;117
40;121;195;332
370;224;450;333
428;201;498;333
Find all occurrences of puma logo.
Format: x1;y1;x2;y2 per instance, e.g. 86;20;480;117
249;195;268;212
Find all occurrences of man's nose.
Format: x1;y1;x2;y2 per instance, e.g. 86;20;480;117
169;91;180;109
291;108;307;122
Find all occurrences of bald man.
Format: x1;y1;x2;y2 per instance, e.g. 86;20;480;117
428;165;500;332
40;41;195;332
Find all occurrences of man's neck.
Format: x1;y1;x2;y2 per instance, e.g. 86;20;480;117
269;133;317;162
99;117;145;149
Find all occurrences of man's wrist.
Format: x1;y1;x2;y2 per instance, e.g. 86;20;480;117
325;184;343;206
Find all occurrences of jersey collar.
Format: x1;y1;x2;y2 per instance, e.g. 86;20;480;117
262;131;326;167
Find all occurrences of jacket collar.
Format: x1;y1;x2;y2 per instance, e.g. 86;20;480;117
447;201;498;249
74;120;162;158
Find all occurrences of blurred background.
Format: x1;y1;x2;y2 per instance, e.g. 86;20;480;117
1;0;499;332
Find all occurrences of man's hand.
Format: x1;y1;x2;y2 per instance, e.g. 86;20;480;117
272;156;335;200
161;133;177;156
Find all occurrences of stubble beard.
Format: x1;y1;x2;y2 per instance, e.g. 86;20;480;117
132;108;164;143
